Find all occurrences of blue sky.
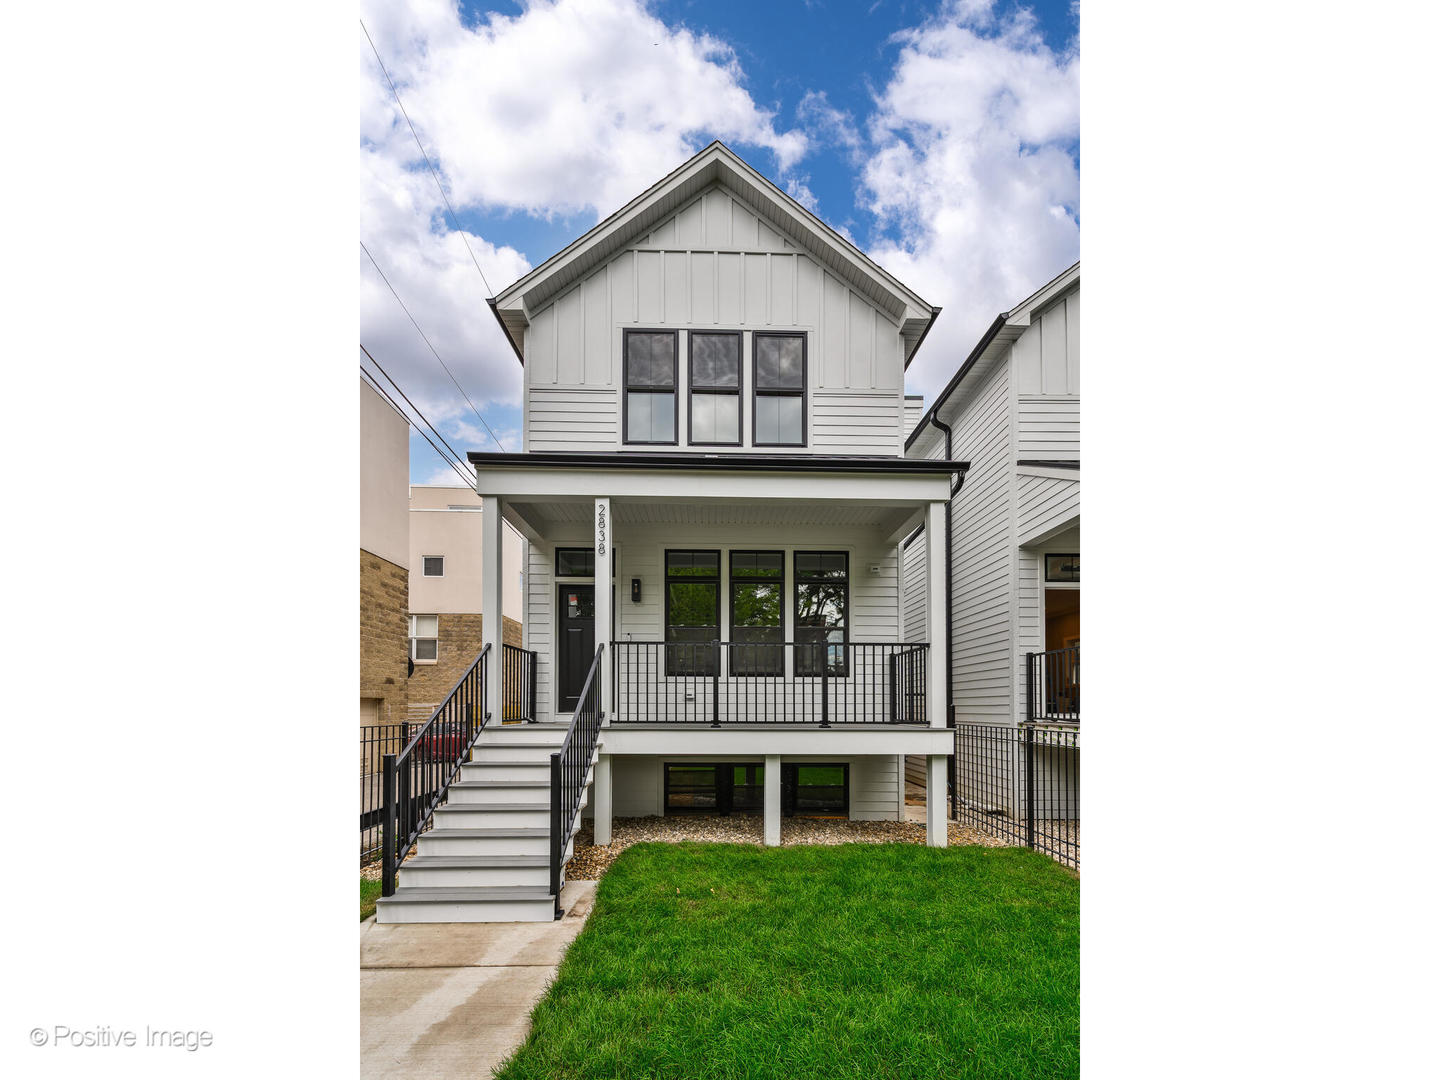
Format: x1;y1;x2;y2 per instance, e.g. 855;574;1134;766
359;0;1080;484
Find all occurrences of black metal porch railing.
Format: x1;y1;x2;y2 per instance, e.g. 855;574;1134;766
361;723;409;865
381;644;491;897
954;722;1079;870
1027;646;1079;724
551;644;603;919
503;643;538;722
611;641;927;725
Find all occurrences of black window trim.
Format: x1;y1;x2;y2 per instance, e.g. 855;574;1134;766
622;327;680;446
687;329;743;447
751;330;807;448
555;547;596;578
793;550;849;677
727;549;785;678
664;548;722;676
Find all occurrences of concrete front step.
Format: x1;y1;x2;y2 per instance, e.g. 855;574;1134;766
374;885;557;924
445;780;551;805
396;854;551;889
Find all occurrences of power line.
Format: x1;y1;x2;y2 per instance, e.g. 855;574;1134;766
360;365;473;490
360;240;507;453
360;17;494;296
361;343;476;488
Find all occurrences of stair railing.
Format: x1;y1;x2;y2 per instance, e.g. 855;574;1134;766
381;643;491;897
550;644;604;919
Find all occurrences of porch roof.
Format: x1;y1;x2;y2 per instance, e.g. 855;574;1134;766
466;451;969;476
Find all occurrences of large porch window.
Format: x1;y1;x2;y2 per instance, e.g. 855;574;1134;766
665;550;720;675
794;552;848;676
729;550;784;676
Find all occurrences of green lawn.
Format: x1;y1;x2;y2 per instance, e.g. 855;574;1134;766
495;842;1079;1080
361;877;383;922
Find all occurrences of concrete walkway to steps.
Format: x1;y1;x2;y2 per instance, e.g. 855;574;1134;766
360;879;597;1080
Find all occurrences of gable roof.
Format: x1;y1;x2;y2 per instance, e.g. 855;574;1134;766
905;261;1079;453
489;141;939;368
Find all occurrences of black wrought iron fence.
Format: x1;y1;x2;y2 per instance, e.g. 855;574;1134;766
381;644;491;897
954;722;1079;870
361;723;409;865
1028;646;1079;723
503;643;538;722
551;644;603;918
611;641;927;725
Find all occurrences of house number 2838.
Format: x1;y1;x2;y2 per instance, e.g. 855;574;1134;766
596;503;607;557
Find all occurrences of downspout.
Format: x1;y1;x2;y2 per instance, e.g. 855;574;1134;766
928;412;958;725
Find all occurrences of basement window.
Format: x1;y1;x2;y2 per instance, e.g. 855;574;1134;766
664;763;765;815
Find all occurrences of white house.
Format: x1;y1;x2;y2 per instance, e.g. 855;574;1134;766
376;142;963;922
903;263;1079;853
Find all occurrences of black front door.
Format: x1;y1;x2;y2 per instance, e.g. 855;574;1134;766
557;584;595;712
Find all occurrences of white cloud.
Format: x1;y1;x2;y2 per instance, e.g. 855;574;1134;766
861;0;1080;397
359;0;809;452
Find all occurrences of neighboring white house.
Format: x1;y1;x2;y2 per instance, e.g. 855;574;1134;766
377;141;961;922
902;263;1079;814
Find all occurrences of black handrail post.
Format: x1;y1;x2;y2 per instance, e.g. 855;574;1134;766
529;652;539;722
550;751;563;919
889;653;898;724
711;640;720;728
1025;722;1036;850
820;657;830;728
381;753;396;898
1025;651;1036;724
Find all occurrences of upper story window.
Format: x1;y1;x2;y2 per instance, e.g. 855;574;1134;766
688;331;741;446
753;332;806;447
422;556;444;577
623;329;678;445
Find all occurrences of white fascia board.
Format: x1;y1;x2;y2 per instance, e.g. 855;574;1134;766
471;466;951;504
600;727;955;756
1004;262;1079;328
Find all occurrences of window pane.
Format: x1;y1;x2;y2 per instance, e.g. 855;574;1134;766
627;391;675;442
667;582;718;629
796;552;847;580
755;393;802;444
690;391;738;444
691;333;740;387
666;764;718;813
414;638;438;661
412;615;439;637
755;335;803;388
732;583;780;627
666;550;720;577
422;556;444;577
796;583;846;629
731;551;783;579
626;332;675;387
556;549;595;576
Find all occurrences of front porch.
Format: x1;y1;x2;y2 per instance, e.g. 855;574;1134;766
469;451;962;848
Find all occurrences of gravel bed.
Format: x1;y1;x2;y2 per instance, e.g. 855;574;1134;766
565;815;1012;880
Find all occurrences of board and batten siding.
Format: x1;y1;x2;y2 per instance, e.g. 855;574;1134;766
522;183;906;452
1012;287;1079;460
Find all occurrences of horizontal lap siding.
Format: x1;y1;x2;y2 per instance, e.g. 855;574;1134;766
850;755;900;820
526;545;554;721
902;535;927;644
1017;473;1080;543
1017;397;1079;458
948;360;1014;722
813;391;904;454
527;388;619;452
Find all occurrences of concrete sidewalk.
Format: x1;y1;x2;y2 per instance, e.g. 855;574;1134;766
360;880;597;1080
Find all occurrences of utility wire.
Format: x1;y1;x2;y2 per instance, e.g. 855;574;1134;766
360;17;494;297
360;365;473;489
361;343;476;488
360;240;507;452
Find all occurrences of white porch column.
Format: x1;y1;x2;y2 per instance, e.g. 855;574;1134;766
594;497;613;719
764;754;781;846
926;754;948;847
593;754;613;845
925;499;949;847
926;500;947;729
481;495;504;723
